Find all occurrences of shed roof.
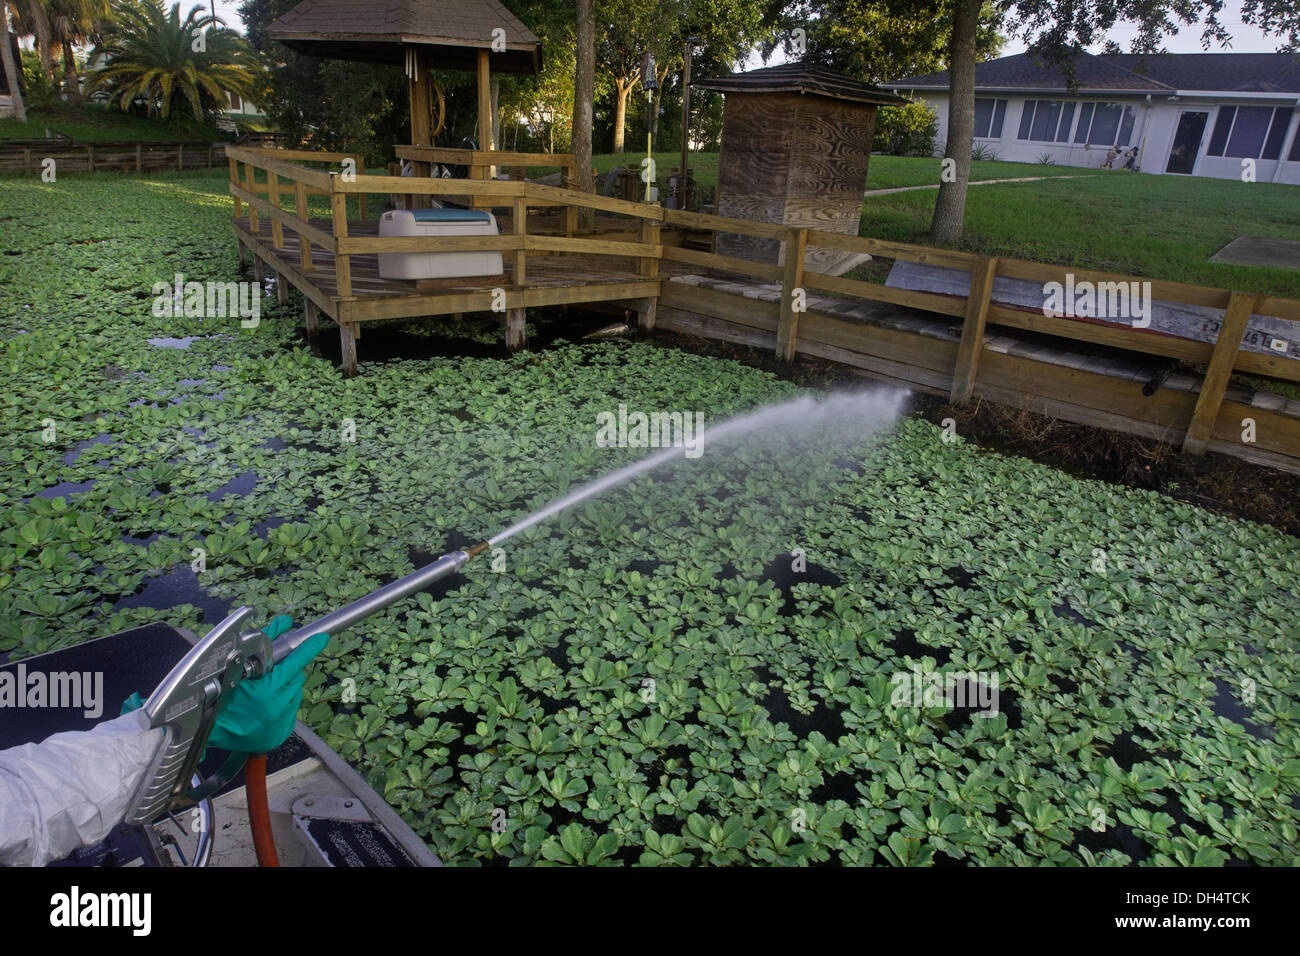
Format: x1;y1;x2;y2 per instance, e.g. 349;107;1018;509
695;62;909;106
267;0;541;74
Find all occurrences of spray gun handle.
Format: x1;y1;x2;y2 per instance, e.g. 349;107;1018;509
271;547;481;665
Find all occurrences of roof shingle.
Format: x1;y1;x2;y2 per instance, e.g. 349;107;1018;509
268;0;541;73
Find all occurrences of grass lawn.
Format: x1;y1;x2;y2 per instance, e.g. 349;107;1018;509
864;155;1089;191
0;103;231;142
1;171;1298;866
857;172;1300;298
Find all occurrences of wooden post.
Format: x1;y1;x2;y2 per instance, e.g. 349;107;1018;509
949;256;999;403
512;196;527;286
244;163;259;234
86;146;93;173
1183;291;1259;455
208;144;214;169
340;321;358;377
353;155;367;221
252;255;264;284
23;148;31;174
506;307;526;352
331;187;352;298
296;180;313;270
636;218;660;330
775;227;808;362
408;48;433;200
477;49;493;174
177;143;183;170
229;157;242;218
136;144;143;173
275;271;288;306
565;166;579;236
304;298;318;336
237;240;248;272
268;171;284;248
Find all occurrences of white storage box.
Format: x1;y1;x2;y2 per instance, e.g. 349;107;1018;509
377;207;503;280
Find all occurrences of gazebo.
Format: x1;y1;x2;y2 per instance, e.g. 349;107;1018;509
267;0;542;166
695;62;907;272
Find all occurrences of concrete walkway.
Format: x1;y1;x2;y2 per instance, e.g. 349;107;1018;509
864;174;1096;197
1210;236;1300;271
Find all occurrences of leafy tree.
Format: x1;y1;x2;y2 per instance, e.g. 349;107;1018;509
86;0;260;122
773;0;1003;84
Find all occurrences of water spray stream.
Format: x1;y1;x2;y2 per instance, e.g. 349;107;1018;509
489;389;907;547
276;389;907;661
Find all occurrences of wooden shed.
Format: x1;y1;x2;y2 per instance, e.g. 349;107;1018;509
695;63;907;272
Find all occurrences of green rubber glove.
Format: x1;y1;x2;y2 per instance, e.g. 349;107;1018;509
122;616;330;756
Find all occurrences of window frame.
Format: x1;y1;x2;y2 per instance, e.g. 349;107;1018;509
972;97;1008;139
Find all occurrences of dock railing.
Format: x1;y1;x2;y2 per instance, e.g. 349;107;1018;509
224;146;1300;464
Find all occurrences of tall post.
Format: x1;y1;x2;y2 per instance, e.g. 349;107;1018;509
679;38;694;211
477;49;493;164
408;45;433;206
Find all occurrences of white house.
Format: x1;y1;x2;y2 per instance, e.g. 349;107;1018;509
882;52;1300;184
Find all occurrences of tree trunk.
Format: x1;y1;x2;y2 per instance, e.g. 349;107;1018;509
26;1;54;83
929;0;981;244
61;38;81;105
612;79;632;153
0;10;26;121
572;0;594;227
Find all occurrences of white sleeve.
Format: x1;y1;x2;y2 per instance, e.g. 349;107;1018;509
0;711;166;867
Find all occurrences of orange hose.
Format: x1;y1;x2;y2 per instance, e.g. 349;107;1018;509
245;754;279;867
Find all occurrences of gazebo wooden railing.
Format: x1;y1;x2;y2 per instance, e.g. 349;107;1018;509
224;145;1300;473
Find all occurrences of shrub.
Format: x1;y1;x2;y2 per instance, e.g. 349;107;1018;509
873;101;938;157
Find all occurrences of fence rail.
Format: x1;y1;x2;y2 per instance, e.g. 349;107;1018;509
0;140;227;174
224;146;1300;464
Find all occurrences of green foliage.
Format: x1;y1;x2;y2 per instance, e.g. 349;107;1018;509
1;171;1298;867
873;102;938;157
86;0;263;122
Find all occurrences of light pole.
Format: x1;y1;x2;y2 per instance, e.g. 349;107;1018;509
678;36;701;210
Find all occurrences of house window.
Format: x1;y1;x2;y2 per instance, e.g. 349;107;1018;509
1020;99;1135;145
973;98;1007;138
228;91;242;111
1263;109;1292;159
1077;102;1136;146
1208;106;1296;160
1018;100;1073;142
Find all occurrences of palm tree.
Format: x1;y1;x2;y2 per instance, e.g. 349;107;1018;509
49;0;111;105
10;2;56;84
1;4;27;120
86;0;260;122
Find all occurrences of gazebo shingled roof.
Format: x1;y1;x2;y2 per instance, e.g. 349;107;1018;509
268;0;542;74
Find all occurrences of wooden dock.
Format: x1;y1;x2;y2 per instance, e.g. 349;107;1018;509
225;146;1300;474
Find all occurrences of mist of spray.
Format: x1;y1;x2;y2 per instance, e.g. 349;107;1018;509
488;389;908;547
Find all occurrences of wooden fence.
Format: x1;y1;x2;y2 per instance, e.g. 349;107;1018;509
223;146;1300;470
0;140;228;174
